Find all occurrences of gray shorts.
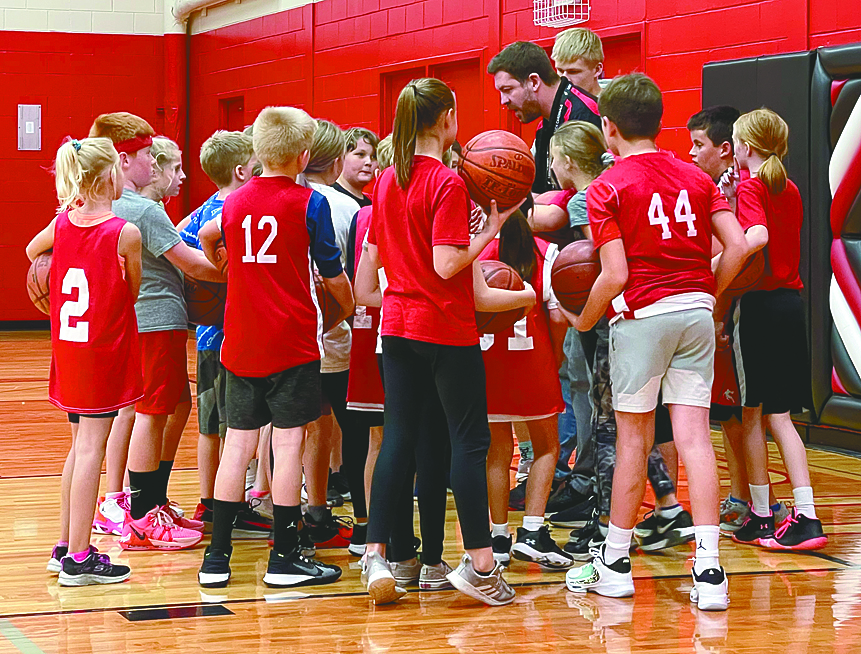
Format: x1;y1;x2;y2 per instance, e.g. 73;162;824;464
197;349;226;438
609;309;714;413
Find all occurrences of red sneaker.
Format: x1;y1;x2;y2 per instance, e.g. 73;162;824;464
163;503;205;532
305;511;352;548
120;507;203;550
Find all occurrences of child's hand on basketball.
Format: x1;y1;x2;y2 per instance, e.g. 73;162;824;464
715;320;730;350
557;304;581;329
719;160;740;204
486;199;522;234
521;281;537;313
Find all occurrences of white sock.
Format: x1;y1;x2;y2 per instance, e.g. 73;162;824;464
491;522;510;538
522;515;544;532
657;503;683;519
604;522;633;565
749;484;770;517
693;525;721;574
793;486;817;520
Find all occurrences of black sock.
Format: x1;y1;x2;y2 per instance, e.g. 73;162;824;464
211;499;244;551
273;504;302;555
201;497;214;511
128;470;161;520
156;460;174;507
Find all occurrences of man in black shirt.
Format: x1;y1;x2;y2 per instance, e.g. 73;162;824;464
488;41;601;194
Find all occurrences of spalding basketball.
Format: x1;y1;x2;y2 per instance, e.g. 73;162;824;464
726;249;765;295
314;274;343;333
27;252;52;316
185;277;226;326
458;131;535;210
551;241;600;313
475;260;528;334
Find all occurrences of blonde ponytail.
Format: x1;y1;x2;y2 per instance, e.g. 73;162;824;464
734;108;789;194
53;137;119;212
550;120;611;181
392;78;455;189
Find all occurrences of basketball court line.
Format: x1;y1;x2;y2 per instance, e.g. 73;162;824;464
0;619;47;654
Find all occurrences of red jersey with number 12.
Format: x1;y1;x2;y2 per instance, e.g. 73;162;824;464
49;210;143;413
587;151;729;320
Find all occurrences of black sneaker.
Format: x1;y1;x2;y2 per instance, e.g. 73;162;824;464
233;503;273;539
492;534;512;566
564;519;607;561
544;481;592;515
511;526;575;570
549;496;596;529
326;487;345;508
732;511;774;545
58;550;131;586
759;508;828;550
198;546;232;588
299;523;317;558
263;547;342;588
635;509;695;552
508;480;528;511
328;471;351;502
304;510;353;548
349;522;367;557
47;544;68;574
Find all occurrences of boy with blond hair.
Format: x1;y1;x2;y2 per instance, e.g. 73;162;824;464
89;112;222;550
197;107;354;588
177;130;270;538
552;27;604;98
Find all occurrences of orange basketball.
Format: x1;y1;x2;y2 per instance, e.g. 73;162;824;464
26;251;52;316
458;130;535;210
185;276;226;326
551;240;600;313
727;250;765;294
315;274;343;333
475;260;528;334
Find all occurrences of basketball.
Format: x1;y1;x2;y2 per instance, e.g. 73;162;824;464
315;274;343;333
26;251;52;316
475;260;528;333
458;130;535;211
726;249;765;294
184;276;226;326
551;240;600;313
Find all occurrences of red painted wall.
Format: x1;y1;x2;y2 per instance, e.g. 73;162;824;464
1;31;171;321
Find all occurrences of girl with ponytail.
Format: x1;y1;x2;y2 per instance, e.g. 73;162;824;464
27;137;144;585
725;108;826;551
359;78;533;605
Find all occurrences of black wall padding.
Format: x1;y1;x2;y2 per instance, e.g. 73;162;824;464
819;44;861;77
831;324;861;397
831;79;861;148
843;187;861;238
818;394;861;436
810;58;836;417
840;238;861;281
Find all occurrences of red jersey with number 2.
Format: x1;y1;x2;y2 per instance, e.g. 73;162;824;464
587;151;729;320
479;238;564;421
49;210;143;413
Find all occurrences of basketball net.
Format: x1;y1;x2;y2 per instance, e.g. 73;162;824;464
533;0;590;27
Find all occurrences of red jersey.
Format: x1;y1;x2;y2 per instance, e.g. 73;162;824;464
49;210;143;413
220;176;344;377
587;151;729;320
347;206;384;412
368;157;477;346
479;238;564;421
735;177;804;292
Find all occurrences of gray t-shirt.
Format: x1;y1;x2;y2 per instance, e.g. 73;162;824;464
567;191;589;228
112;189;187;332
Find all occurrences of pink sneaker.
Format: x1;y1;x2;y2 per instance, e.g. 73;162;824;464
93;493;130;536
120;507;203;551
163;503;205;532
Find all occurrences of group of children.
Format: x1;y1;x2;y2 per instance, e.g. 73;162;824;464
30;26;824;612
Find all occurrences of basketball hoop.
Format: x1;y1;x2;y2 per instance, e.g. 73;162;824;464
533;0;590;27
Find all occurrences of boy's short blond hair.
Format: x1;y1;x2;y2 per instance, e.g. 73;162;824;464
200;130;254;188
552;28;604;66
252;106;316;169
376;135;393;170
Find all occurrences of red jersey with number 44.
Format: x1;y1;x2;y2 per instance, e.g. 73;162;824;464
587;151;730;320
479;238;565;421
49;210;143;414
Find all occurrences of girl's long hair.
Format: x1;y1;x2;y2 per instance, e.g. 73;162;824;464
54;137;119;212
734;108;789;194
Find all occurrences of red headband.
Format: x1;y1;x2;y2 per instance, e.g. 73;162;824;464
114;134;153;154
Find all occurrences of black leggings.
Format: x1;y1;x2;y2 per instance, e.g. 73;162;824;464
368;336;492;551
321;371;369;520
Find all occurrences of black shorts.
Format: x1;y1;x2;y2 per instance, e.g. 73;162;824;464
197;349;227;437
654;403;673;445
68;411;119;423
225;359;322;430
735;288;811;415
709;403;742;423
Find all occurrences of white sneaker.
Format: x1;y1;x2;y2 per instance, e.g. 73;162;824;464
419;561;454;590
390;558;422;586
516;457;533;483
565;544;634;598
690;564;729;611
361;552;406;605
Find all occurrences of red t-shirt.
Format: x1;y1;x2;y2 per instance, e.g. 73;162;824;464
368;157;477;346
587;151;729;319
735;177;804;292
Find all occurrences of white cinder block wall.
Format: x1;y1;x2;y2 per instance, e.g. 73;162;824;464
0;0;184;34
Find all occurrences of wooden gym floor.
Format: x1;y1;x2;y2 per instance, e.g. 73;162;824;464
1;330;861;653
